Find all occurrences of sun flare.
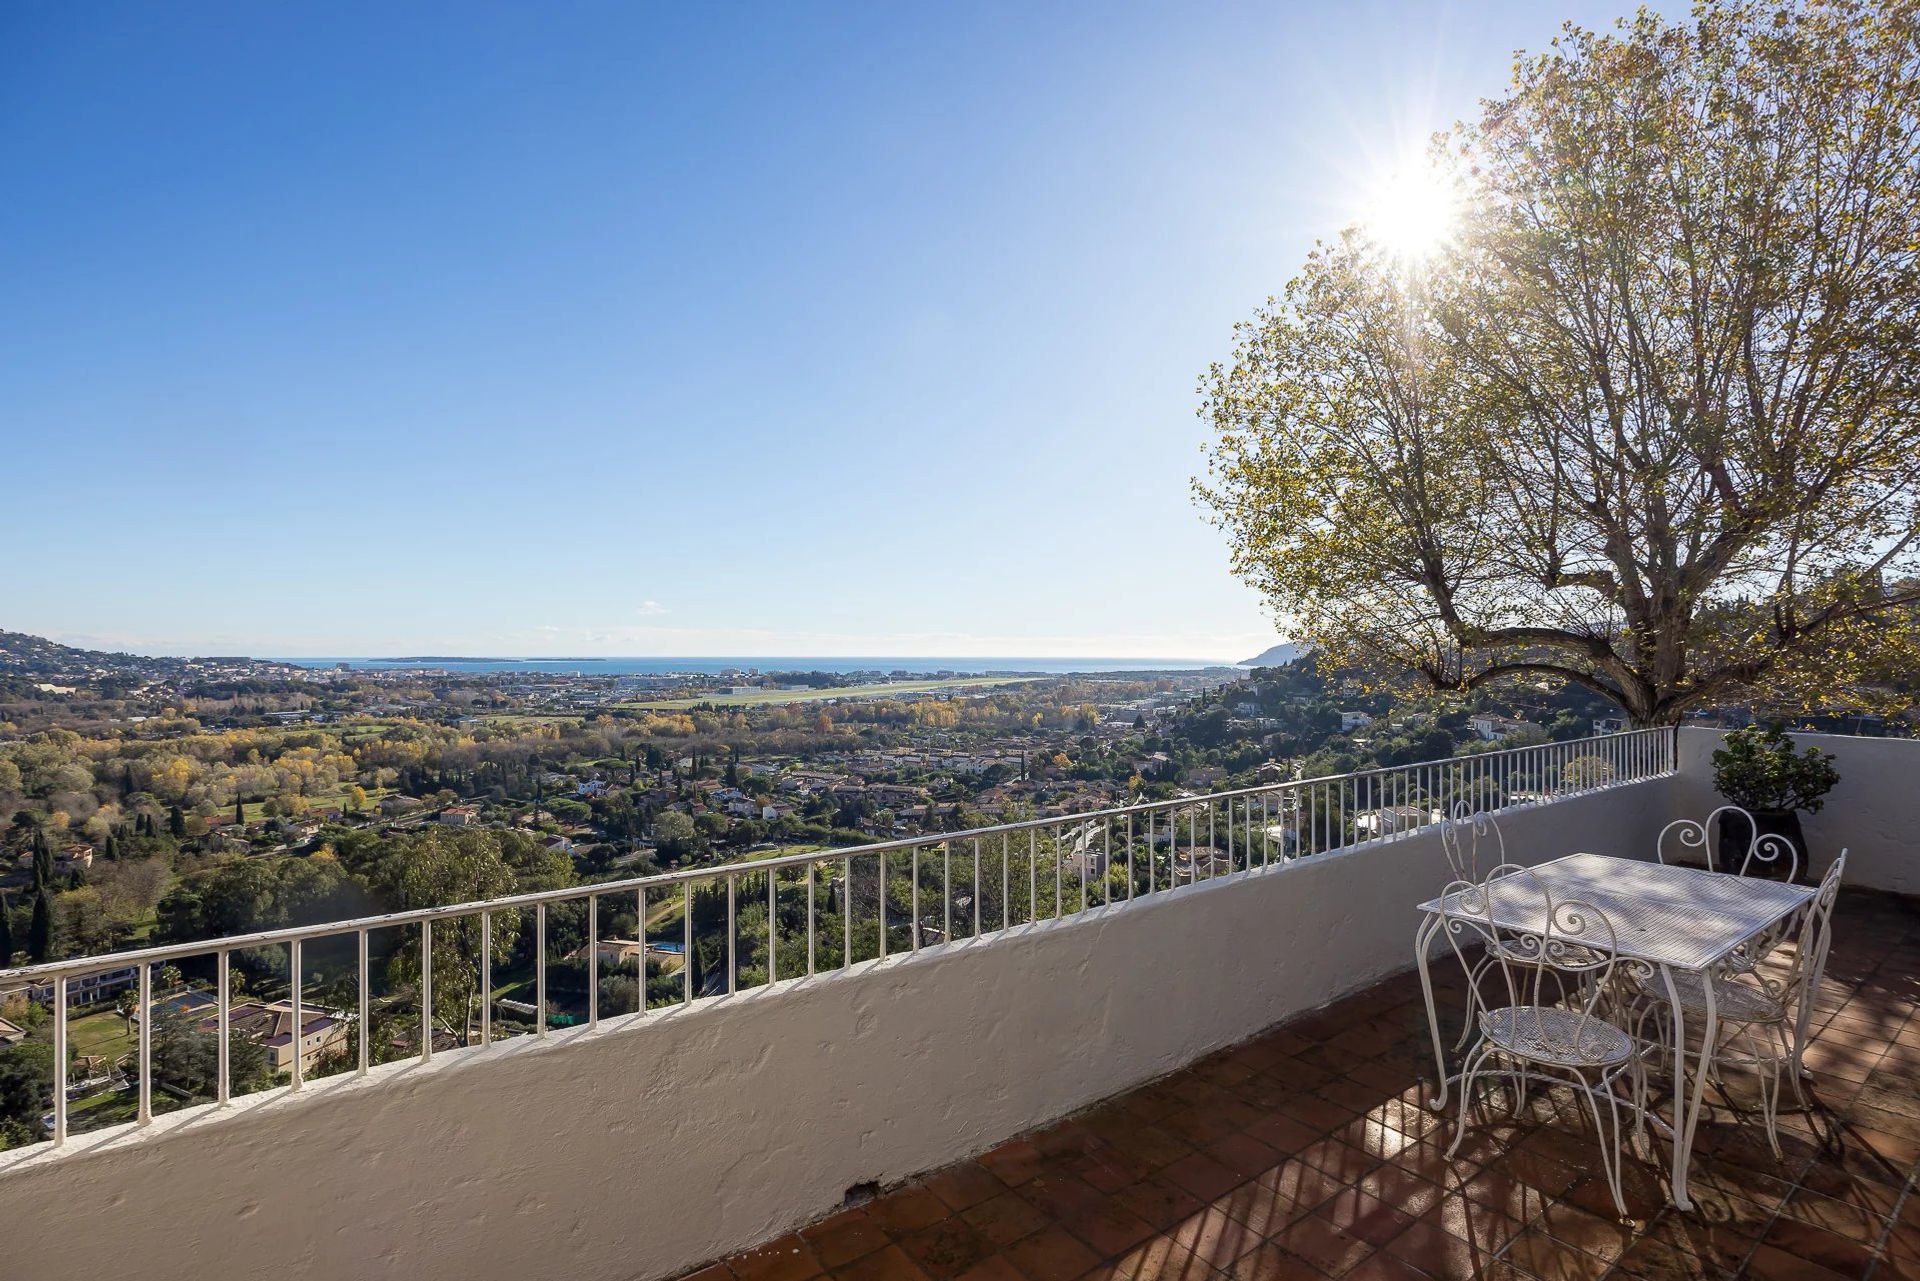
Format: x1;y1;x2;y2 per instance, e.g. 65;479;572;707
1361;161;1460;263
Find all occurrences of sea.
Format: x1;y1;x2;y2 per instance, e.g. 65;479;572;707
277;656;1234;677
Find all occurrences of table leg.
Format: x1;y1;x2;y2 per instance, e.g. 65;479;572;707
1659;964;1720;1211
1416;913;1450;1110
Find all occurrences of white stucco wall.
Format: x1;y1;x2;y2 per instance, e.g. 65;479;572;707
0;780;1670;1281
1672;727;1920;896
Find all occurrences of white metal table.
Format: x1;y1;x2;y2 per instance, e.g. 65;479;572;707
1415;852;1817;1210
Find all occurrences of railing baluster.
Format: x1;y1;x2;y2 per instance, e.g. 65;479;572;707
52;977;66;1145
683;882;693;1003
943;841;952;941
636;886;646;1011
726;872;739;985
1053;825;1063;919
361;928;373;1069
534;905;546;1036
842;857;852;970
1103;820;1112;905
588;894;600;1027
911;846;921;952
292;937;305;1088
1028;829;1038;924
768;869;778;982
972;838;982;937
1002;833;1010;931
217;951;230;1103
137;964;152;1126
477;917;488;1049
876;855;887;959
420;922;432;1060
1126;813;1134;898
806;862;817;977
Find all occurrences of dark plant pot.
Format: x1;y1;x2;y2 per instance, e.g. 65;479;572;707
1716;808;1806;883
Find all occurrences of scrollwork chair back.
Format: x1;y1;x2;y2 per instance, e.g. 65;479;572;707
1438;800;1507;884
1655;803;1800;882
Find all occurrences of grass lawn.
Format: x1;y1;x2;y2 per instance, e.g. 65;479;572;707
59;1008;135;1065
68;1087;138;1129
234;785;392;825
614;675;1041;711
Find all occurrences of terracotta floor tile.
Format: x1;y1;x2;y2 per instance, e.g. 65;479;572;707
684;1265;732;1281
1222;1243;1334;1281
805;1211;894;1270
981;1141;1049;1187
1754;1214;1879;1277
1001;1227;1100;1281
897;1219;997;1281
1019;1171;1108;1222
1738;1242;1858;1281
1161;1152;1249;1203
869;1187;958;1239
926;1164;1010;1213
1309;1189;1414;1250
834;1244;934;1281
1334;1253;1429;1281
1262;1214;1374;1278
1379;1220;1500;1281
1496;1227;1613;1281
1089;1235;1224;1281
1167;1204;1263;1272
963;1193;1054;1249
1060;1200;1159;1259
950;1257;1026;1281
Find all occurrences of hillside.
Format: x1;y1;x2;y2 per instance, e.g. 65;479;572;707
0;628;273;680
1239;642;1305;667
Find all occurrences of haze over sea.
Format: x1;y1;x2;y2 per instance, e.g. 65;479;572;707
281;656;1233;676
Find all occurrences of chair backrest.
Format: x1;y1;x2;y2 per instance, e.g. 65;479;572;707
1794;849;1848;1010
1655;803;1800;882
1440;864;1618;1033
1438;800;1506;883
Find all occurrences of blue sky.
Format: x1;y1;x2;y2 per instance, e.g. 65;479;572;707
0;1;1655;661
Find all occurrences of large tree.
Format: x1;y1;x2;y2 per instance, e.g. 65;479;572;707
1200;0;1920;723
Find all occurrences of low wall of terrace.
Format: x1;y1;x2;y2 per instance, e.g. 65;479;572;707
1672;727;1920;896
0;779;1668;1281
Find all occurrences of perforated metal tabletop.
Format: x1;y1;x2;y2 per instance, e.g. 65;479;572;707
1417;852;1816;973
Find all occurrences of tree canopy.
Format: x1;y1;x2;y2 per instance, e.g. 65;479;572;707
1199;0;1920;723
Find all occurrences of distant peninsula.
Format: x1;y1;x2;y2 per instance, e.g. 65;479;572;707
1239;642;1305;667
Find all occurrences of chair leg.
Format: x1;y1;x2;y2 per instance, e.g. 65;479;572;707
1779;1020;1809;1113
1579;1073;1628;1219
1745;1025;1783;1160
1449;1043;1490;1159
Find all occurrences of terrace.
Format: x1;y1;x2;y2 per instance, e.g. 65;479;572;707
0;727;1915;1281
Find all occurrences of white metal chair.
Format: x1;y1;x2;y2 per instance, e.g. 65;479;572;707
1442;866;1646;1218
1625;850;1847;1157
1438;800;1505;882
1655;804;1801;882
1437;806;1601;1050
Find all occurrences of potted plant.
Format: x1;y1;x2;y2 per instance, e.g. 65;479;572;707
1710;724;1839;881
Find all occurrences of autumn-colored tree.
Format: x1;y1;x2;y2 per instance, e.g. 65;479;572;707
1200;0;1920;723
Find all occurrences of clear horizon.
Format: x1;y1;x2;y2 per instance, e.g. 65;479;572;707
0;1;1664;659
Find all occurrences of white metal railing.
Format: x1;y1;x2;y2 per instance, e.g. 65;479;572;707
0;726;1673;1151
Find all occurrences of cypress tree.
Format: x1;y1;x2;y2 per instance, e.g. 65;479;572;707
0;894;12;963
28;888;52;964
168;804;186;838
235;798;246;827
31;829;53;889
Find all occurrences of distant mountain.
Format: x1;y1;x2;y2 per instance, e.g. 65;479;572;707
1239;642;1306;667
